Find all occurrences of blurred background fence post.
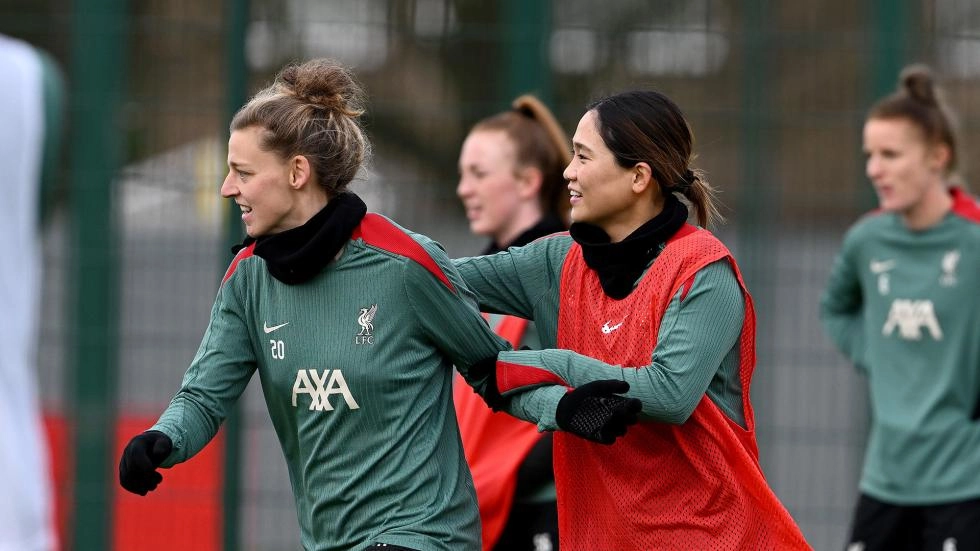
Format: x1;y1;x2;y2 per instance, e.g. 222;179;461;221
871;0;914;102
734;0;771;327
68;0;127;549
502;0;552;104
221;0;249;549
864;0;915;209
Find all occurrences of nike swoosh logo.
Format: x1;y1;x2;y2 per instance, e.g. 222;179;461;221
263;322;289;334
869;259;895;274
601;321;624;334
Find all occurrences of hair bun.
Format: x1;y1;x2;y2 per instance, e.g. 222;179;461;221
278;59;365;117
900;64;938;106
279;64;300;87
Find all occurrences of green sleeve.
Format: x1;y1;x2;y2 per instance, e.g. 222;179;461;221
497;260;745;425
408;236;573;425
505;385;567;431
403;237;511;390
36;48;65;224
820;228;867;372
152;269;257;466
452;235;569;318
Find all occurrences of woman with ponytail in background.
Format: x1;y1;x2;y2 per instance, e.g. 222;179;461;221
454;90;809;550
822;65;980;551
455;95;569;551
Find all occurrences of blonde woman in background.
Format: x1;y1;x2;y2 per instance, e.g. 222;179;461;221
822;65;980;551
455;94;569;551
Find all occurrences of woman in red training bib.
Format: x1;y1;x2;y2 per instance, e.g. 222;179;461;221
455;90;810;550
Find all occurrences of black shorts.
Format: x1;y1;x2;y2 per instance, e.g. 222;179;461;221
492;500;559;551
847;493;980;550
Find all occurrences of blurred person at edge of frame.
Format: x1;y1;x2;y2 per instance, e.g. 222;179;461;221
453;90;811;550
454;94;569;551
0;33;65;551
116;58;640;551
821;64;980;551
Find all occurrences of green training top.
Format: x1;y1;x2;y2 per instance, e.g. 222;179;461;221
452;232;747;430
152;214;510;551
821;196;980;505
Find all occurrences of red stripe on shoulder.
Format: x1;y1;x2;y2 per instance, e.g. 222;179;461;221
222;242;256;284
667;223;699;243
496;359;568;394
679;273;697;302
351;213;455;292
951;187;980;223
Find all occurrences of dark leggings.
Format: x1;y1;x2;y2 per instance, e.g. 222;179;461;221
847;493;980;550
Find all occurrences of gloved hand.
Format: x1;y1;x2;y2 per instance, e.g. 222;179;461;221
469;355;505;411
556;380;641;444
119;430;173;495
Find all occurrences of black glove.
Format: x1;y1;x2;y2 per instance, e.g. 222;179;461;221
469;355;505;411
119;430;173;495
556;380;641;444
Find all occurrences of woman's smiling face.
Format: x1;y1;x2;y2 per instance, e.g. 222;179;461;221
221;126;301;237
563;110;646;240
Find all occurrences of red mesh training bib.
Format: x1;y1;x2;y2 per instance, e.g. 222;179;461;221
554;225;809;550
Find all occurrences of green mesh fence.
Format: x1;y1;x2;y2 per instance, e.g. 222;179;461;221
5;0;980;549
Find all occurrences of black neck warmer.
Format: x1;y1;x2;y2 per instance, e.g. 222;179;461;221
569;194;688;299
482;214;567;255
235;192;368;285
